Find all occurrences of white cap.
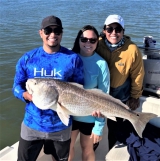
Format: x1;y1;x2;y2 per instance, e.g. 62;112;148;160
104;15;124;29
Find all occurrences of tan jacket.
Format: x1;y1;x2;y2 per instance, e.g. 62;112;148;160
96;35;144;99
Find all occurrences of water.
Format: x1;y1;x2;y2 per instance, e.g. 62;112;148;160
0;0;160;150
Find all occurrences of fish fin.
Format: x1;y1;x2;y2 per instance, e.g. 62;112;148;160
69;82;84;88
107;116;117;121
88;88;103;93
57;103;70;126
87;89;129;110
130;112;157;138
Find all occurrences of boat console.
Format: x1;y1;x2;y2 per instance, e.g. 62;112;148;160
139;38;160;98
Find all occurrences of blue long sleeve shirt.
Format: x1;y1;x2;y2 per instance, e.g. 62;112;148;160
73;52;110;136
13;46;84;133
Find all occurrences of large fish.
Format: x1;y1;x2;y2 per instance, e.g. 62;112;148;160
26;78;157;138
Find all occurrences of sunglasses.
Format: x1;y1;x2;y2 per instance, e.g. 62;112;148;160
80;37;97;44
105;26;123;33
43;27;62;35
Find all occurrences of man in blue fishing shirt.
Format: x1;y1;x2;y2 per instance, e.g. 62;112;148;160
12;15;84;161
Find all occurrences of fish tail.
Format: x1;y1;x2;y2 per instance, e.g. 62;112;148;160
131;112;157;138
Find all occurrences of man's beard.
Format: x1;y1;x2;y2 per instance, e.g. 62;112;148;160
49;43;58;48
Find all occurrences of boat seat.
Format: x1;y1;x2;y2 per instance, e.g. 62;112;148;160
105;96;160;161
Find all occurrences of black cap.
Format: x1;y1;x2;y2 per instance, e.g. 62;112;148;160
41;15;63;29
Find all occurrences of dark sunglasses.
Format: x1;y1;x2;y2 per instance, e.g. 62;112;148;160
105;26;123;33
43;27;62;35
80;37;97;44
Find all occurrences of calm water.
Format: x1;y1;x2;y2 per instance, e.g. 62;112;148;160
0;0;160;150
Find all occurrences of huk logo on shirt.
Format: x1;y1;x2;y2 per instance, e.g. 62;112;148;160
34;68;62;77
